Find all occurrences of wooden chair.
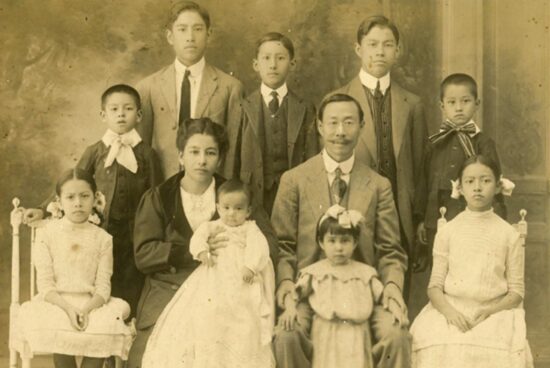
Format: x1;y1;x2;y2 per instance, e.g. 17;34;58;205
9;198;133;368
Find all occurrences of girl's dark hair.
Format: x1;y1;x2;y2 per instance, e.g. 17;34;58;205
458;154;501;182
55;168;97;195
316;216;360;244
176;117;229;158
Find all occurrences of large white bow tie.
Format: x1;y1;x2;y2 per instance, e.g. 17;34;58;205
102;129;141;173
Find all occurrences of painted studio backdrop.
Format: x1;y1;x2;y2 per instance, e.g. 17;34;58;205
1;0;549;366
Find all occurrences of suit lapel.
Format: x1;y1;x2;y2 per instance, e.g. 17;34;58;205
160;65;177;122
243;90;264;141
347;77;377;162
304;156;332;219
195;63;218;117
390;83;408;160
347;162;372;214
286;91;306;165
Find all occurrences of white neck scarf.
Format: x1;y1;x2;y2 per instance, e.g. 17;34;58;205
102;129;142;173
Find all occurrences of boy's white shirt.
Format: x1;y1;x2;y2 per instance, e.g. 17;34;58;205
102;128;142;173
359;68;391;95
260;82;288;106
175;56;206;118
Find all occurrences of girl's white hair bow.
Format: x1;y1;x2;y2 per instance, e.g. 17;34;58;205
319;204;364;229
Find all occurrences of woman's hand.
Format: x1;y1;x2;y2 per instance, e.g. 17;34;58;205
241;267;255;284
78;311;90;331
206;225;228;265
197;251;215;267
442;307;472;332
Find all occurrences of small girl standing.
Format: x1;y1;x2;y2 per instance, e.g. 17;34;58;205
410;155;533;368
142;179;275;368
17;169;134;368
279;205;384;368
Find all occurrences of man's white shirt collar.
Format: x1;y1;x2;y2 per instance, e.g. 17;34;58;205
359;69;390;95
175;57;206;79
322;149;354;175
260;83;288;106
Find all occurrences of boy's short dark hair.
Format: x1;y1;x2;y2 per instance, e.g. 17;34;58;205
440;73;478;101
357;15;400;44
217;178;252;204
101;84;141;110
166;1;210;30
318;93;364;123
255;32;295;59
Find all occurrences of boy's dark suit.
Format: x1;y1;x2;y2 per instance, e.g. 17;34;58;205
77;140;163;317
127;172;278;367
328;77;427;260
236;89;319;214
137;63;244;179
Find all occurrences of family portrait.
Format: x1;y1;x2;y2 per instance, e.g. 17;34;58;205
1;0;548;367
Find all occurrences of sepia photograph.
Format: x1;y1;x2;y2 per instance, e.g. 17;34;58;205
1;0;548;367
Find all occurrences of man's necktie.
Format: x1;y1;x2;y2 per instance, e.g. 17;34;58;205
330;167;347;204
268;90;279;114
429;120;477;158
179;69;191;125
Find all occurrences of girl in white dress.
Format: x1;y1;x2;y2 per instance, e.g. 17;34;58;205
279;204;384;368
17;169;134;368
410;155;533;368
142;178;275;368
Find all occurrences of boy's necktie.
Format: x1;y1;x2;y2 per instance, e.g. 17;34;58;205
330;167;347;204
104;136;138;173
179;69;191;125
268;90;279;114
429;120;477;158
374;80;383;101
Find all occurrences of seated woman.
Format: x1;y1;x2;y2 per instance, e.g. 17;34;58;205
126;118;278;367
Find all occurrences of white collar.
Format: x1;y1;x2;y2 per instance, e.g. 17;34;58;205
260;82;288;101
442;119;481;137
322;149;355;174
101;128;142;148
174;57;206;78
359;69;391;95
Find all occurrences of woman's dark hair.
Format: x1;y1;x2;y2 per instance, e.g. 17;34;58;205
55;168;97;195
176;117;229;158
316;216;360;244
458;154;501;182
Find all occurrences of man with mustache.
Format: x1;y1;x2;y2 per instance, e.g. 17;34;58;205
271;93;410;368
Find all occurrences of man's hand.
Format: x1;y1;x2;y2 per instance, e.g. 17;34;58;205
276;280;295;309
382;283;409;327
278;306;298;331
413;222;431;272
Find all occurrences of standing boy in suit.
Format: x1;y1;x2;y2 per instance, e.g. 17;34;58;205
272;94;410;368
327;15;428;297
137;1;244;179
236;32;319;215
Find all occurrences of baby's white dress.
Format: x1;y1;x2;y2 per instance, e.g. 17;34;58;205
15;218;134;359
142;219;275;368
